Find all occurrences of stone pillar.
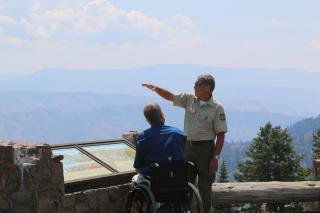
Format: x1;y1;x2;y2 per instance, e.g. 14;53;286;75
122;131;139;145
0;141;64;213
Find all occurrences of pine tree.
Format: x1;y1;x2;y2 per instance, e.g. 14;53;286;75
213;159;232;213
313;128;320;160
217;158;229;183
234;122;308;212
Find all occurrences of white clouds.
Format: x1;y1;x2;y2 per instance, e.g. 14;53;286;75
2;37;26;45
31;0;41;14
15;0;193;41
70;0;168;37
307;40;320;49
72;0;127;34
269;20;286;29
0;0;201;73
44;9;74;21
0;15;17;26
127;10;165;36
4;1;320;74
170;14;193;29
21;19;49;39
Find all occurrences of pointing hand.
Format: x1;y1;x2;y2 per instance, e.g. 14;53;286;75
142;83;156;91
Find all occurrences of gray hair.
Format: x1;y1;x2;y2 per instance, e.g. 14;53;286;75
197;74;215;91
143;103;163;125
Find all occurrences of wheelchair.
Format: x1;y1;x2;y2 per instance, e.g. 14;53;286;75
125;161;204;213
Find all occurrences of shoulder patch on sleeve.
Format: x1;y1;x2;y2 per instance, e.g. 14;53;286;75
219;113;226;121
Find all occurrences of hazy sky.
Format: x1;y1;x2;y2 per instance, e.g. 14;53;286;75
1;0;320;74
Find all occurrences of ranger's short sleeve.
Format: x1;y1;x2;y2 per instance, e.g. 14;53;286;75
173;93;191;108
214;104;228;134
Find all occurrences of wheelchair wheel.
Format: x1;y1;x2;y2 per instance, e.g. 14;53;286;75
187;182;204;213
126;184;157;213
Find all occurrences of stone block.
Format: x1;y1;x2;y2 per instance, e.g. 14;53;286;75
14;146;31;164
95;188;110;211
0;144;14;163
50;161;64;186
100;205;114;213
36;144;52;160
11;192;36;213
108;186;120;202
37;190;62;213
25;147;38;158
75;202;89;213
1;165;20;193
51;155;64;163
74;192;89;212
63;194;76;209
20;163;40;191
84;189;98;209
62;209;74;213
0;195;10;210
122;131;139;144
110;185;130;213
39;167;52;187
118;184;131;197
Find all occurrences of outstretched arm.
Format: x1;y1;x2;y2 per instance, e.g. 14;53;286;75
142;83;174;101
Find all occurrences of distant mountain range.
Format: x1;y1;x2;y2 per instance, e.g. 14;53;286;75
0;64;319;117
0;91;302;143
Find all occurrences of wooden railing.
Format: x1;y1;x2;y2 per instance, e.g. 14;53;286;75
211;181;320;204
211;159;320;205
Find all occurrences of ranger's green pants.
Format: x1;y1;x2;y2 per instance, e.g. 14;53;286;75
185;142;215;213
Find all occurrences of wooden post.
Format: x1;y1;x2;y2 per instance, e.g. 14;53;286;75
313;159;320;181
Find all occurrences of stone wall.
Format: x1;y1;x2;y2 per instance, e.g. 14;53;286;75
0;141;132;213
63;184;131;213
0;141;64;213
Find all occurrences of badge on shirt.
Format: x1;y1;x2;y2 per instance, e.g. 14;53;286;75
219;113;226;121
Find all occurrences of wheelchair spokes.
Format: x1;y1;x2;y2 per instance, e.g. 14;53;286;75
126;185;157;213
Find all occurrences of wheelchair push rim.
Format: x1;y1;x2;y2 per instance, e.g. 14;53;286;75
126;184;157;213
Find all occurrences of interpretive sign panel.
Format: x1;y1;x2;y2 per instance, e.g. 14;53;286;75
82;143;135;172
52;147;112;181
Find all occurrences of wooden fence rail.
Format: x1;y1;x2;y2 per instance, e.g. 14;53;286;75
211;181;320;204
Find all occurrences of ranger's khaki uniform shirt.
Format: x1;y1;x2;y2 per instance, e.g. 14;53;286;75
173;93;228;141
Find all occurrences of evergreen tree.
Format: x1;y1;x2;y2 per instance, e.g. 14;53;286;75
234;122;308;212
213;158;232;213
217;158;229;183
313;128;320;160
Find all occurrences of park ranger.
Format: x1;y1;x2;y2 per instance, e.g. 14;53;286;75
142;74;228;213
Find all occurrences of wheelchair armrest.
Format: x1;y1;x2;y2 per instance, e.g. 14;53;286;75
150;162;160;168
186;161;197;183
186;161;194;167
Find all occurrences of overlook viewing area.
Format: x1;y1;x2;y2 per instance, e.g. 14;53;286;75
1;131;320;213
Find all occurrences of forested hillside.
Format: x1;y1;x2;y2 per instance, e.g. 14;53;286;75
289;115;320;168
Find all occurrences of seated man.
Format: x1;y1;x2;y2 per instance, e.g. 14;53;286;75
133;102;186;184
